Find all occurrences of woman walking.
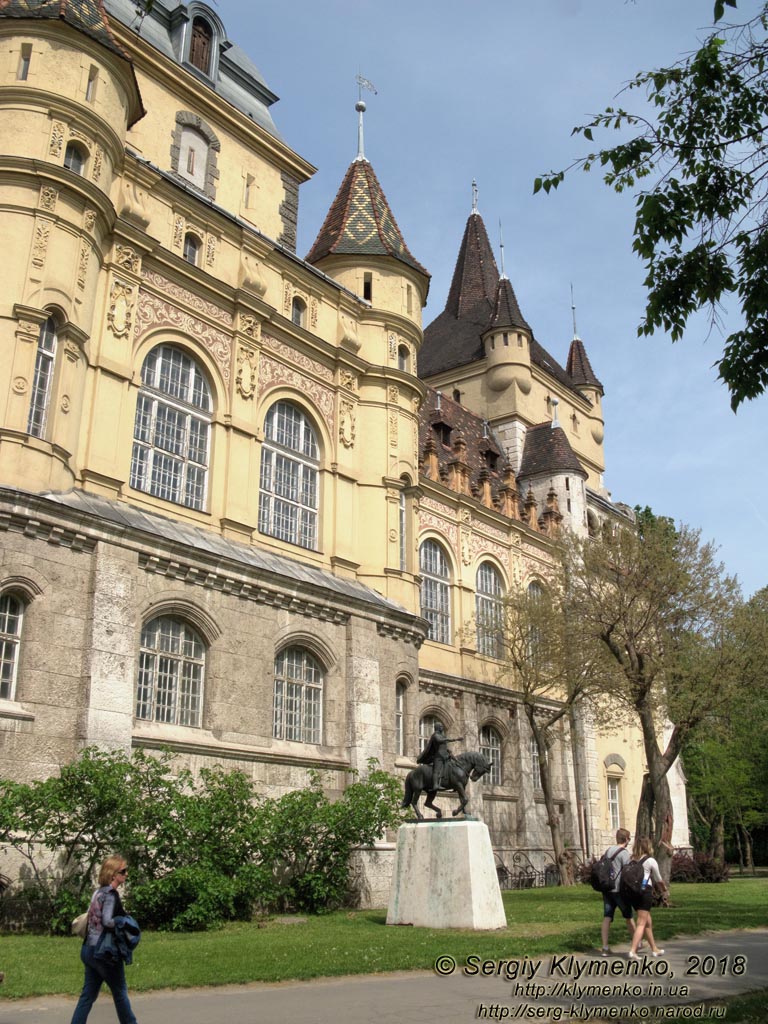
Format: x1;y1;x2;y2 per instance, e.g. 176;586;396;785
625;836;668;958
70;854;138;1024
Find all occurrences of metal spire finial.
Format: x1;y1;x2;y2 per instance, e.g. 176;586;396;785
570;282;580;340
499;219;507;279
355;74;377;162
471;179;479;215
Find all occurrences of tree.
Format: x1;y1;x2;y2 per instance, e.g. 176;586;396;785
492;566;621;885
535;0;768;409
564;519;744;880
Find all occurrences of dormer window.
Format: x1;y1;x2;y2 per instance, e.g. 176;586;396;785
433;422;452;447
189;17;213;75
484;451;498;472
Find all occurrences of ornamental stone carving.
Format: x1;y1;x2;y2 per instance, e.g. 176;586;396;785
389;412;398;448
39;186;58;212
32;221;50;268
134;287;232;383
206;235;216;267
283;281;291;313
388;385;399;405
258;355;334;430
461;529;472;566
339;400;356;449
92;147;103;183
141;270;233;327
236;346;258;400
340;370;358;391
107;279;134;338
12;377;28;395
64;341;80;362
84;208;97;231
310;298;318;329
388;332;397;359
261;332;333;381
173;215;184;250
239;314;259;341
49;121;65;157
77;241;90;289
114;245;141;274
61;395;71;413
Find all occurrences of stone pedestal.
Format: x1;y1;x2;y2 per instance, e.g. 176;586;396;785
386;820;507;929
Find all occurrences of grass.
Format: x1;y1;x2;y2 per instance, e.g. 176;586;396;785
0;880;766;999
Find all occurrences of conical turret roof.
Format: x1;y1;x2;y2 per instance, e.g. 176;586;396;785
1;0;144;125
488;276;531;334
305;159;429;280
566;337;603;393
518;423;587;480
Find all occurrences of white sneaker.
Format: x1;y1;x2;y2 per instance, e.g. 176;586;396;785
628;951;640;960
652;949;666;957
601;947;610;956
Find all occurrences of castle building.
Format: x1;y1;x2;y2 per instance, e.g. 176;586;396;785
0;0;688;894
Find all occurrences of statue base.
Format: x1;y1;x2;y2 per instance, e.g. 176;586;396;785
386;819;507;930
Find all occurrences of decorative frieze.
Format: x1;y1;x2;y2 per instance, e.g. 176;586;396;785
377;621;424;649
261;332;333;381
141;269;233;328
258;354;334;430
418;509;458;548
0;510;95;552
138;553;350;624
134;287;232;383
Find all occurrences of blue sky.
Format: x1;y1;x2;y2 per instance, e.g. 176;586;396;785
223;0;766;597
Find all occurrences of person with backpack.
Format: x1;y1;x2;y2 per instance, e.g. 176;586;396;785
597;828;636;955
621;836;668;958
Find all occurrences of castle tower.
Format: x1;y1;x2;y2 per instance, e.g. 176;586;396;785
0;0;144;492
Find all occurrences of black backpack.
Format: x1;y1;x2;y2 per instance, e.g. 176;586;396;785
589;847;622;893
620;856;650;895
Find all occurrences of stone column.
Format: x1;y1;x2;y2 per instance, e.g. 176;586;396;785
345;618;384;772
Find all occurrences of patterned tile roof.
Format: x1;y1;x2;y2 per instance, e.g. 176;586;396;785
518;423;587;480
489;276;531;333
305;159;429;279
418;387;506;494
566;337;603;392
1;0;132;61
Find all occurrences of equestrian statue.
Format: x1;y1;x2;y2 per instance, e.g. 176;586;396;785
402;722;492;819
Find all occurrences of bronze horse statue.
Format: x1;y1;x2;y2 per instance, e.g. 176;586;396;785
401;750;492;819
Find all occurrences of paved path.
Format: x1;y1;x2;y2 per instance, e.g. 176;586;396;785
0;929;765;1023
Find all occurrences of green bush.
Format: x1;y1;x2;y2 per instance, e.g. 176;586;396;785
0;750;401;931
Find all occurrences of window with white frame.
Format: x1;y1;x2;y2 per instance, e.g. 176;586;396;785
395;680;406;756
399;483;409;572
608;776;621;832
135;616;205;727
476;562;504;658
0;593;24;701
420;539;451;644
479;725;502;785
273;646;323;744
130;345;211;511
27;316;58;438
419;713;444;753
258;401;319;549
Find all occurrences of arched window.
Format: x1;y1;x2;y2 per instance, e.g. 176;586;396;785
0;592;24;701
136;616;205;727
130;344;212;511
27;315;58;438
395;680;406;756
419;713;444;754
291;297;306;328
64;141;87;175
189;16;213;75
530;734;544;790
273;646;323;743
183;233;201;266
397;345;409;372
526;580;546;665
476;562;504;658
479;725;502;786
258;401;319;549
420;540;451;644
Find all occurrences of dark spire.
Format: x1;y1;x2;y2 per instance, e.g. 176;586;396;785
488;275;531;334
444;212;499;321
305;159;429;280
566;338;603;393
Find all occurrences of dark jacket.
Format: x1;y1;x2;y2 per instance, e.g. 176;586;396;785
94;914;141;965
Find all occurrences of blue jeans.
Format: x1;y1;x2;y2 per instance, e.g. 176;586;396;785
70;942;137;1024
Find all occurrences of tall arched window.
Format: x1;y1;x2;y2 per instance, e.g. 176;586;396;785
136;616;205;727
258;401;319;549
419;540;451;644
479;725;502;786
130;344;212;510
189;16;213;74
291;296;306;327
395;680;406;756
530;734;544;790
273;647;323;744
27;315;58;437
419;713;444;754
476;562;504;658
0;592;24;701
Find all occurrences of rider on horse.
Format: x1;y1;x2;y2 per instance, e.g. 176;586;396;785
417;722;464;790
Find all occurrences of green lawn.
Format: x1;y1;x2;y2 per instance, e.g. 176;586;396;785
0;880;766;999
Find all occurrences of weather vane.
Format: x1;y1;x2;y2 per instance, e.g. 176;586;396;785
354;73;377;161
